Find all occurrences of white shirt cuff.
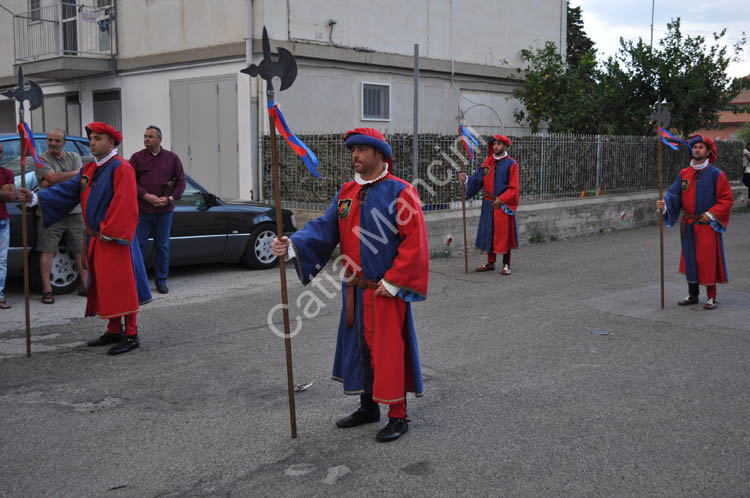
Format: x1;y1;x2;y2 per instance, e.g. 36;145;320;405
286;243;296;261
381;280;399;297
29;192;38;207
706;211;715;221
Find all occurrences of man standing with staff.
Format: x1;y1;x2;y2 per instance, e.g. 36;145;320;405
272;128;429;443
19;122;152;355
656;135;733;310
458;134;520;275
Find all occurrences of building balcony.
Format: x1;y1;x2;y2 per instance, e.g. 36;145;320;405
13;1;117;80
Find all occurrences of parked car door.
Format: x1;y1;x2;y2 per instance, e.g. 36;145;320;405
156;176;229;266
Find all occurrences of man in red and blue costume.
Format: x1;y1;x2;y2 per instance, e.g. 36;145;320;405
459;134;520;274
656;135;733;310
19;122;151;354
272;128;429;442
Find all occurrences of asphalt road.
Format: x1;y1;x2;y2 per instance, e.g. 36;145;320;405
1;213;749;498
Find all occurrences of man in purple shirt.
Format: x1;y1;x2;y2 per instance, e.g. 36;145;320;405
130;125;185;294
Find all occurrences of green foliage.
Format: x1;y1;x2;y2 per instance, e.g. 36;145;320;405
513;18;746;136
737;123;750;146
430;247;452;259
529;232;545;243
566;1;596;69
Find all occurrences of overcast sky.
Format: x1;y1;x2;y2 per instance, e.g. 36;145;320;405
571;0;750;78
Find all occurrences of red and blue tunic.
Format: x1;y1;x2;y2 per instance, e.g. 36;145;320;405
290;171;429;405
465;154;520;253
37;155;152;318
663;164;733;285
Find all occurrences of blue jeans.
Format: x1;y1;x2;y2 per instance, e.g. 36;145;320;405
135;211;173;286
0;218;8;300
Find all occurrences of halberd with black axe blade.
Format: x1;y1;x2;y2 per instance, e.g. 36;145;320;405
242;26;301;439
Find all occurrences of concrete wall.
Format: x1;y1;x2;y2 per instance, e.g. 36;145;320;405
271;61;522;134
0;1;25;80
270;0;565;69
293;186;750;254
29;59;256;200
424;186;749;254
118;0;247;59
1;0;565;80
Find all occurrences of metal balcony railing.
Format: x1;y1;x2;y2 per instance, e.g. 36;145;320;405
13;1;117;62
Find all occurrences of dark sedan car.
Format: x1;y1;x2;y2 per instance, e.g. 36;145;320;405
1;133;297;294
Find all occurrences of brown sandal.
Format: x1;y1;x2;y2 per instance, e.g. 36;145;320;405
475;263;496;272
41;292;55;304
0;299;11;309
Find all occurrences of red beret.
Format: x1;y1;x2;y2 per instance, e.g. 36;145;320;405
85;121;122;146
489;134;511;147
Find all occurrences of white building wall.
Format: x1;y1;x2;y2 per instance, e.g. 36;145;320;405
271;62;522;135
268;0;565;68
32;59;255;199
118;0;247;58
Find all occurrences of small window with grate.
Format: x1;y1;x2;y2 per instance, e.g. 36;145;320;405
29;0;41;21
362;83;390;121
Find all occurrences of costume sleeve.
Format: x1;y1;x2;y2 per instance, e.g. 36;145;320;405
382;185;429;302
464;165;485;200
498;160;520;214
98;163;139;245
707;171;733;233
37;171;82;228
289;192;341;285
171;155;187;200
663;172;682;228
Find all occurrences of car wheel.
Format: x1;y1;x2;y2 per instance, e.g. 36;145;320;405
30;247;81;295
241;225;279;269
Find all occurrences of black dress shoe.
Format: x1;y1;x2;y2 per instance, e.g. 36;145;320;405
108;335;139;355
87;331;122;347
376;418;409;442
335;407;380;428
156;283;169;294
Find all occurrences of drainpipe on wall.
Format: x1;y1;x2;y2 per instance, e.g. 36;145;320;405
246;0;260;201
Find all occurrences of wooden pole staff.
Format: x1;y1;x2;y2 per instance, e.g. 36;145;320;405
460;166;469;273
269;96;298;439
19;122;31;357
4;67;43;357
657;130;665;309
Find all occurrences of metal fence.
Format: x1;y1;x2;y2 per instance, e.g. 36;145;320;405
13;1;116;62
263;132;745;211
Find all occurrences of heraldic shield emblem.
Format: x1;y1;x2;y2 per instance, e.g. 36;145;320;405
338;198;352;219
482;166;490;176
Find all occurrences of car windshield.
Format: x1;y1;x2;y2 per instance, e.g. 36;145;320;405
0;137;92;174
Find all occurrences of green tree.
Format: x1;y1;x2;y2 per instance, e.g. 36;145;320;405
513;18;746;136
566;1;595;69
512;42;602;134
737;122;750;146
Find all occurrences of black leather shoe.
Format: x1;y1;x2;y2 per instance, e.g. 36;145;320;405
335;407;380;428
108;335;139;355
376;418;409;442
87;331;122;347
156;283;169;294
